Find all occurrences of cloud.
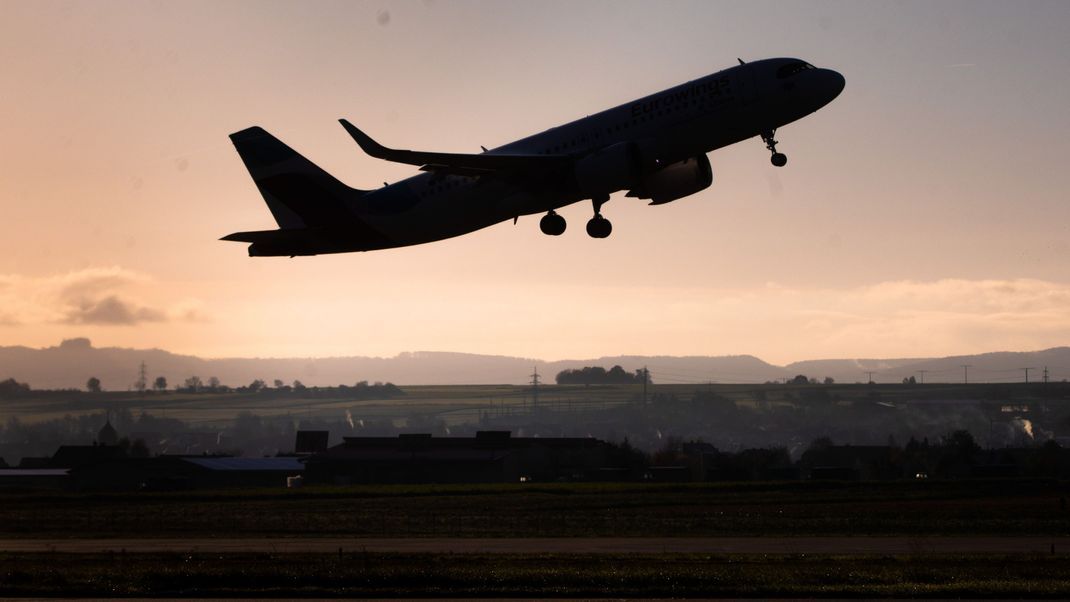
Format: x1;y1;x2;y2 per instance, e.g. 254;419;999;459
169;299;211;323
53;267;146;305
63;295;166;325
52;268;165;326
0;267;207;327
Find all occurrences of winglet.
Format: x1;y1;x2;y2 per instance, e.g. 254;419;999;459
339;119;392;160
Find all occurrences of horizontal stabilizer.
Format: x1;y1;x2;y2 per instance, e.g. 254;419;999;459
220;227;337;257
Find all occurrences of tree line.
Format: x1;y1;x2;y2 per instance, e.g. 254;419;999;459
556;365;650;385
0;376;403;399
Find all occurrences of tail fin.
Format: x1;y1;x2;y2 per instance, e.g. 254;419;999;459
229;127;368;228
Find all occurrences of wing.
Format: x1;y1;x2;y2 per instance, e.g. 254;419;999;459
339;119;570;176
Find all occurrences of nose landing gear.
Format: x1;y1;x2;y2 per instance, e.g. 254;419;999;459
761;129;787;167
586;195;612;239
539;211;566;236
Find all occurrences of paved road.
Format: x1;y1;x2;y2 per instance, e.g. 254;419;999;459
1;537;1067;554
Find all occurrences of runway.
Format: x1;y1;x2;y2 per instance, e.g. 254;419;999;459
1;537;1066;554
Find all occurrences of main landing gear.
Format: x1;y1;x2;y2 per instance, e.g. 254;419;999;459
762;129;788;167
539;210;566;236
586;195;612;239
540;196;613;239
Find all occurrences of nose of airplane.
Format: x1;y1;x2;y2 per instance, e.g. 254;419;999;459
822;68;846;102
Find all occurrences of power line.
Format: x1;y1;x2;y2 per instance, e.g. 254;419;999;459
961;364;972;385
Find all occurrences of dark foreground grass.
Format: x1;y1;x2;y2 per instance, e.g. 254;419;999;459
1;551;1069;597
2;479;1068;538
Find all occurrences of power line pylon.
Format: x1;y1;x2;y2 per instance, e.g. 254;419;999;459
1021;367;1036;384
643;366;650;406
529;367;540;415
135;361;148;393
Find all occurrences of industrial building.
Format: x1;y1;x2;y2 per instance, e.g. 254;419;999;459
304;431;613;485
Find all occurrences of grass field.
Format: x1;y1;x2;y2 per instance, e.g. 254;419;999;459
2;480;1068;539
0;384;636;426
3;480;1068;597
4;381;1058;427
2;551;1069;597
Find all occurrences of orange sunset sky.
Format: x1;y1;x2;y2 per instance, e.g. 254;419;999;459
2;0;1070;364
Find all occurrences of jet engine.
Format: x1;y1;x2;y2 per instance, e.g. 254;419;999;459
629;155;713;205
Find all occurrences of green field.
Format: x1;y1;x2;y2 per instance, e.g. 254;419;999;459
0;384;633;426
2;480;1068;539
3;381;1057;427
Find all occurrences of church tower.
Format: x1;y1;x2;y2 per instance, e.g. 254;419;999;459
97;412;119;446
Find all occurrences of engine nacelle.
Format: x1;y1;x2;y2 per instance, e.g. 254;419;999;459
632;155;713;205
573;141;641;197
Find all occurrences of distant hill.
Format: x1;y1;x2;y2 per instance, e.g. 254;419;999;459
786;348;1070;384
785;358;928;383
0;338;1067;390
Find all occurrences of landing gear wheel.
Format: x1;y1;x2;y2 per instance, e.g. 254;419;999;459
539;211;566;236
586;215;612;239
761;129;787;167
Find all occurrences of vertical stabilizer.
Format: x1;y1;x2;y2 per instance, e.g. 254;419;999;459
230;127;367;228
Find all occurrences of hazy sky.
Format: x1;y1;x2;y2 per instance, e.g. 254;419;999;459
2;0;1070;364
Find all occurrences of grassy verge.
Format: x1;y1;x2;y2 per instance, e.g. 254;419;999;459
1;551;1069;597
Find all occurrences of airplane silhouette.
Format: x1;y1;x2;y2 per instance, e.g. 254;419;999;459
224;58;844;256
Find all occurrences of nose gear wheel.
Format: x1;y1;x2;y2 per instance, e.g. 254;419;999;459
761;129;788;167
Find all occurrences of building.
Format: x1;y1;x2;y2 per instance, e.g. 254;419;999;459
49;445;127;469
68;456;304;491
0;468;69;490
97;417;119;446
295;430;329;454
304;431;613;485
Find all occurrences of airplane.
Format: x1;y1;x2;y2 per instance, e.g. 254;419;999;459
224;57;845;256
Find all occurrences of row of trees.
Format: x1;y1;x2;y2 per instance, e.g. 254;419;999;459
2;376;407;399
0;378;31;398
556;365;650;385
70;377;401;396
172;378;403;398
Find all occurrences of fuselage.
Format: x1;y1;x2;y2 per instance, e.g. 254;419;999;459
228;58;844;255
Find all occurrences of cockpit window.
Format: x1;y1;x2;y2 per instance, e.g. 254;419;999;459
776;61;815;78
